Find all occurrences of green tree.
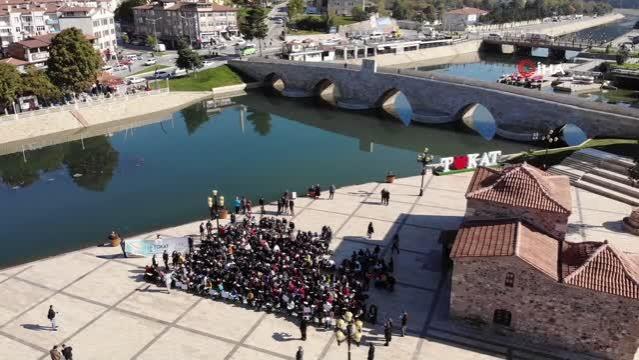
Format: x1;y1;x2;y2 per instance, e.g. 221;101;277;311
0;63;22;113
377;0;388;16
352;6;369;21
21;66;62;104
47;28;102;94
287;0;304;18
617;48;631;65
114;0;147;24
391;0;410;19
175;40;203;74
121;32;129;44
239;5;268;55
146;34;157;49
423;4;436;22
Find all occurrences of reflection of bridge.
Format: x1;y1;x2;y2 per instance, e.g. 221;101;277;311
228;58;639;140
482;36;602;55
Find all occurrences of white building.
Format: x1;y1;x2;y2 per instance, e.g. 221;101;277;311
443;7;488;31
57;5;116;58
0;3;59;49
326;0;364;16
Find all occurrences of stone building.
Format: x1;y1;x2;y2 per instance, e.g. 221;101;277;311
449;164;639;360
465;163;571;239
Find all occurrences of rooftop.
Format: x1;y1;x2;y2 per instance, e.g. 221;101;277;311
466;164;571;214
0;57;28;66
446;7;488;15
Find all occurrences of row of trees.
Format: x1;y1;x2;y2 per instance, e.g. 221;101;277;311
0;28;103;114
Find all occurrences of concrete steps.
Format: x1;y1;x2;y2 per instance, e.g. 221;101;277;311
549;149;639;206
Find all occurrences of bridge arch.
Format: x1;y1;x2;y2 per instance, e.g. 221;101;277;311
313;79;340;105
376;88;413;125
457;103;497;140
263;72;286;93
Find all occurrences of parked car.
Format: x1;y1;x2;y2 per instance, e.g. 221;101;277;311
101;65;113;72
130;39;143;46
127;77;146;85
113;64;128;71
202;59;216;67
153;70;171;79
170;68;188;78
144;58;157;66
487;33;502;40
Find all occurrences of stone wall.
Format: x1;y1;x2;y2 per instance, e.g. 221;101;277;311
450;257;639;360
466;199;569;239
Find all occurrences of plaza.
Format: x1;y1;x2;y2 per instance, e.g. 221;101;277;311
0;171;635;360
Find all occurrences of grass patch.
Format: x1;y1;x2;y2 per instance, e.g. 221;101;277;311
130;64;170;76
288;29;325;35
611;63;639;71
332;16;356;26
159;65;251;91
502;138;639;163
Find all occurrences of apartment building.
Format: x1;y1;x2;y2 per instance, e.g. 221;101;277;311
6;32;95;66
0;2;58;49
57;5;116;58
133;0;238;48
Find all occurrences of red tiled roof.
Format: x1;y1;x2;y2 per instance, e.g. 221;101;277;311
447;7;488;15
57;5;92;12
466;164;571;214
0;57;28;66
451;219;559;279
14;37;50;48
563;243;639;299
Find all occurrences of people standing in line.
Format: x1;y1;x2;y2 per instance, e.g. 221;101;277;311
206;220;213;236
391;233;400;254
368;343;375;360
259;197;265;215
385;189;390;205
61;344;73;360
299;317;308;341
120;237;127;258
188;236;194;254
329;184;336;200
367;222;374;239
50;345;62;360
47;305;58;330
400;311;408;337
162;250;169;270
277;199;282;215
241;196;247;214
289;199;295;216
296;346;304;360
380;189;387;205
199;222;205;240
384;320;392;346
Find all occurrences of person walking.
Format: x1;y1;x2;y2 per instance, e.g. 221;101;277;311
299;318;308;341
380;188;385;205
120;237;127;258
61;344;73;360
152;254;158;268
289;199;295;216
234;197;241;214
206;220;212;235
385;189;390;205
47;305;58;330
162;250;169;270
188;237;194;253
368;343;375;360
259;197;265;214
164;271;173;294
391;233;400;254
295;346;304;360
367;222;374;239
329;184;336;200
384;321;392;346
400;311;408;337
50;345;62;360
199;222;205;240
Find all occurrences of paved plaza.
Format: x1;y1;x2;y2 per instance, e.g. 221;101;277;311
0;171;637;360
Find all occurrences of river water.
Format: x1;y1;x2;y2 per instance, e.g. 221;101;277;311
0;93;531;268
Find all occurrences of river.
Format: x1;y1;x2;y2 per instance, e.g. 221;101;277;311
0;93;532;268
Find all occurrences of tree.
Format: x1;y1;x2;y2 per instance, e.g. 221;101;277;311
247;111;272;136
391;0;410;20
47;28;102;94
352;6;369;21
146;35;157;49
176;40;203;75
423;4;437;22
0;63;22;113
287;0;304;18
63;136;119;192
377;0;388;16
21;66;62;105
239;5;268;55
114;0;147;24
617;48;631;65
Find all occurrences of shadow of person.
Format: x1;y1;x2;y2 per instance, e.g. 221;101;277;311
21;324;50;331
272;332;296;342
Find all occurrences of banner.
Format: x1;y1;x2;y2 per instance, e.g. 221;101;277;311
125;237;189;257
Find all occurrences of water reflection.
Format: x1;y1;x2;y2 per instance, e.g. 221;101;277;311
182;102;213;135
247;110;273;136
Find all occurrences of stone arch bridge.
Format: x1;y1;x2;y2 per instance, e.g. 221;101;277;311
228;58;639;140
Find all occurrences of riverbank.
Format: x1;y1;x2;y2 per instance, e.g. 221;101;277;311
0;90;211;153
344;13;624;67
0;171;635;360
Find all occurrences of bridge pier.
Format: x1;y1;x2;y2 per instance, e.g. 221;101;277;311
548;48;566;60
515;45;532;56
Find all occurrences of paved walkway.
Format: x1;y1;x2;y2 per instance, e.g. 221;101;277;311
0;172;636;360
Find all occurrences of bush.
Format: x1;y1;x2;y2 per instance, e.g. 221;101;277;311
290;15;327;32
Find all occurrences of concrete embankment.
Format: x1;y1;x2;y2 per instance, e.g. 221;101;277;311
0;91;211;154
344;13;624;67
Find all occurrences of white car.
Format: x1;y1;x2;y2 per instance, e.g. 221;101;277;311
203;59;216;67
144;58;157;66
153;70;171;79
113;64;127;71
101;65;113;72
127;77;146;85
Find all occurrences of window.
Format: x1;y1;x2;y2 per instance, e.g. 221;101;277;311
93;20;100;27
36;25;45;31
505;272;515;287
493;309;511;326
101;19;108;25
109;18;114;24
111;29;115;34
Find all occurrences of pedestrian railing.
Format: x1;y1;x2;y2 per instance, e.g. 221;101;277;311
482;36;605;49
0;88;169;123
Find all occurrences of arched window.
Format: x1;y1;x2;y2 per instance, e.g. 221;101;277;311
505;272;515;287
493;309;512;326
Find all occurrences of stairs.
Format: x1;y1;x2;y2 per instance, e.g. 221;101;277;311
549;149;639;206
